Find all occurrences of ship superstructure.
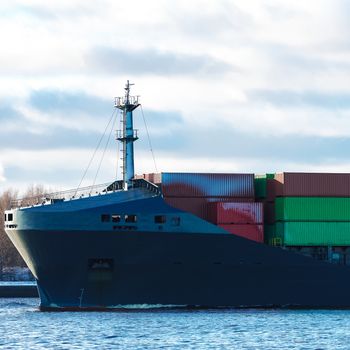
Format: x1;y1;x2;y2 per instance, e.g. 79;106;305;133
4;82;350;310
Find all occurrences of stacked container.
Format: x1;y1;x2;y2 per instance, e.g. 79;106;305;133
272;173;350;246
207;202;264;242
274;172;350;197
162;173;255;198
162;173;262;242
254;174;277;243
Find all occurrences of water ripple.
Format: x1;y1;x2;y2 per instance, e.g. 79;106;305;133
1;299;350;349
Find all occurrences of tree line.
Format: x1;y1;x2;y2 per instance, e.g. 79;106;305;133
0;185;47;268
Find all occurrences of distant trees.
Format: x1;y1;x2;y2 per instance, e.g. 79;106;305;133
0;188;23;268
0;185;48;268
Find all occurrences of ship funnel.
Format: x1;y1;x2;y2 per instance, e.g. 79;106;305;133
115;80;140;190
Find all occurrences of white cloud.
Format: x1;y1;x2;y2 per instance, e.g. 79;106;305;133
0;163;6;183
1;1;350;190
0;147;119;193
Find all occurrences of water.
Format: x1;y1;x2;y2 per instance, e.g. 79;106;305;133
1;298;350;349
0;282;36;286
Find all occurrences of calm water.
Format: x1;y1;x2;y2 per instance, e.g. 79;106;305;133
1;298;350;349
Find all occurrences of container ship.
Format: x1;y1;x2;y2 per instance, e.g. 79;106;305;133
5;82;350;310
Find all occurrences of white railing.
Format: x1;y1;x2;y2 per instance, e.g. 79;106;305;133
10;179;161;209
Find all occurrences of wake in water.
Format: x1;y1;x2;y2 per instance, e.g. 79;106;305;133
2;300;36;308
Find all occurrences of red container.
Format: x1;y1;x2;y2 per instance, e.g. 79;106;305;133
218;224;264;243
165;197;208;219
266;178;280;201
275;172;350;197
208;202;263;224
134;173;162;184
165;197;254;220
162;173;255;198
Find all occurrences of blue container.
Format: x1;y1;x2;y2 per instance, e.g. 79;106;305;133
162;173;255;198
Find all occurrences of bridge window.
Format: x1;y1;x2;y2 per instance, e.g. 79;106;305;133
7;213;13;222
4;214;7;222
155;215;166;224
112;215;122;223
101;214;110;222
125;214;137;223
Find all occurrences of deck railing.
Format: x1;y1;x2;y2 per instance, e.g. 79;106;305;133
10;179;161;209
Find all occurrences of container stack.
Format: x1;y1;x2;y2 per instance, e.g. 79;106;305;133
254;174;277;243
137;171;350;247
162;173;255;199
272;172;350;246
207;202;264;242
162;173;263;241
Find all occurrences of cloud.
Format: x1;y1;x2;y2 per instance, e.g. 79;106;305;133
166;1;254;40
0;127;98;150
0;147;118;192
150;122;350;164
0;104;23;121
0;163;5;182
134;108;184;138
13;5;58;20
249;89;350;109
0;90;118;147
139;109;183;126
0;87;186;151
85;47;234;76
29;89;111;115
2;85;350;168
0;2;99;21
2;0;350;191
24;89;117;134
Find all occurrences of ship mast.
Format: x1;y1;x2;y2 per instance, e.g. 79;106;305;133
115;81;140;190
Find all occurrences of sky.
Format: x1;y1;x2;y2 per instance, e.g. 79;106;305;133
1;0;350;193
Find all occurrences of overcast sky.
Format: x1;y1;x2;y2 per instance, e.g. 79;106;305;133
1;0;350;193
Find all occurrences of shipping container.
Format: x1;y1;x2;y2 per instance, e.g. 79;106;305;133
162;173;255;198
275;172;350;197
275;197;350;221
146;173;162;184
275;221;350;246
208;202;263;224
134;173;162;184
254;173;276;199
164;197;254;220
164;197;208;220
264;202;275;224
266;178;280;201
218;224;264;243
254;175;267;199
264;224;276;244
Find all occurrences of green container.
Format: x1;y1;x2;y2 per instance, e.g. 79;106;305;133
275;197;350;221
275;221;350;246
264;224;276;244
254;175;267;199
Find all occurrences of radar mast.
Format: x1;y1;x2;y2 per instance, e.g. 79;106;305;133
115;81;140;190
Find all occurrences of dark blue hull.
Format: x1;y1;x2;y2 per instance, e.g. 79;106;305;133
8;228;350;309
